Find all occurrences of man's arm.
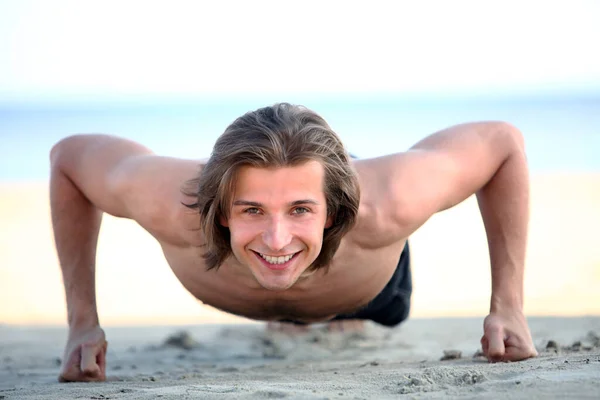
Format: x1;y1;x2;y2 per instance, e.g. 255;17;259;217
359;121;536;361
411;122;529;319
51;134;152;328
50;134;152;381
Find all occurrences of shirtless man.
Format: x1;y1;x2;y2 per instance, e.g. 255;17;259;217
50;103;538;382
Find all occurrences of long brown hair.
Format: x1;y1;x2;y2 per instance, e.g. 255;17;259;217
183;103;360;271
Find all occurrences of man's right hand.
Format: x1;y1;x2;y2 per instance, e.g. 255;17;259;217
59;326;108;382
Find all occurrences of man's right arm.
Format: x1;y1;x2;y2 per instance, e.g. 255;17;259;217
50;134;152;381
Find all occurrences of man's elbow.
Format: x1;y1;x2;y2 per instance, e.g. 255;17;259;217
481;121;526;160
50;134;84;168
495;121;525;153
50;136;71;170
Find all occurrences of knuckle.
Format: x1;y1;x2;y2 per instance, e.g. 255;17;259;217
486;323;502;332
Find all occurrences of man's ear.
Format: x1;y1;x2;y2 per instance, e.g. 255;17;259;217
324;214;334;229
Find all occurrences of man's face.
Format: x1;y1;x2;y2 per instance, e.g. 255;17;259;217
222;161;332;291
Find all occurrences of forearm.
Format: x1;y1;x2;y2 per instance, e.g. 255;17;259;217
50;160;103;329
476;134;529;313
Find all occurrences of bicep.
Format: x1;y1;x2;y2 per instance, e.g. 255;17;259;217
390;150;474;218
383;122;523;229
50;134;153;217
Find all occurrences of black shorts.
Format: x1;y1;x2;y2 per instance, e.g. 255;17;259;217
283;242;412;327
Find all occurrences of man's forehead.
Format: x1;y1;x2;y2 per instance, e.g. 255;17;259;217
232;161;326;200
235;161;325;181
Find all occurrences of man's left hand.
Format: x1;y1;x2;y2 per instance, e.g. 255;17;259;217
480;310;538;362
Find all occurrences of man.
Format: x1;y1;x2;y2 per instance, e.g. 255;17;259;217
50;103;538;382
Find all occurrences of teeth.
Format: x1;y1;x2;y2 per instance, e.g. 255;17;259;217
259;252;295;264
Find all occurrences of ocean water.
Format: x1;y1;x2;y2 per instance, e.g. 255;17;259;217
0;95;599;181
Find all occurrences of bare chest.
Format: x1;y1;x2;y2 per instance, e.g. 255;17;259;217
161;242;405;323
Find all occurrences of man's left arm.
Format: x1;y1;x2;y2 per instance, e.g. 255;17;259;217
472;126;538;362
369;121;538;362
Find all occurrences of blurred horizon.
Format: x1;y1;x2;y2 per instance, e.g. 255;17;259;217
2;93;599;183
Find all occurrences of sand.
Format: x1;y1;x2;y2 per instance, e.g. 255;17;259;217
1;317;599;399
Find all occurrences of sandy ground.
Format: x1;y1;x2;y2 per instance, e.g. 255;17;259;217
1;317;599;399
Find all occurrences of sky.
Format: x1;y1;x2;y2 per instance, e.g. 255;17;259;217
0;0;599;104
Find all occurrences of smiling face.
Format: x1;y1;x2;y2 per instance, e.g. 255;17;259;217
221;161;333;291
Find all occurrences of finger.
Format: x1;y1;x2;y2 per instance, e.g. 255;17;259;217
97;341;108;378
58;347;82;382
503;346;527;362
80;342;102;378
58;368;77;383
486;326;506;362
504;343;538;362
59;363;83;382
480;335;489;355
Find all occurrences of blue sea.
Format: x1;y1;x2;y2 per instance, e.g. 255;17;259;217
0;95;599;182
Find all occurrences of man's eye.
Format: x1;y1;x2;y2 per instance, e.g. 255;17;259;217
245;208;260;214
292;207;309;214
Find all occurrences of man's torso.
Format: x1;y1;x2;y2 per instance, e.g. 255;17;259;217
131;156;410;323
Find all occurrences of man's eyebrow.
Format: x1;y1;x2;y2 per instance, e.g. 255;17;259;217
232;200;262;207
232;199;321;207
290;199;320;206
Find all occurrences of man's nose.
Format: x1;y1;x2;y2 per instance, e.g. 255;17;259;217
262;217;292;251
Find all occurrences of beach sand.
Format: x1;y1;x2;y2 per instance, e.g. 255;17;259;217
1;317;599;399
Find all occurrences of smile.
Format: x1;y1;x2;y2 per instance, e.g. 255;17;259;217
257;251;299;265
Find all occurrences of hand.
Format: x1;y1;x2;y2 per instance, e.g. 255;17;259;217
59;325;108;382
480;310;538;362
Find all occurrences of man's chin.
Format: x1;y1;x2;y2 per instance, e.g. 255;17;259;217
251;270;301;291
255;277;297;292
248;256;310;291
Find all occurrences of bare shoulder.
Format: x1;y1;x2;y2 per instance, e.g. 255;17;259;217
350;122;523;245
51;134;206;246
349;156;413;248
111;154;204;246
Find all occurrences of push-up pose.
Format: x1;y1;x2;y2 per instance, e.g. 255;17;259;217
50;103;537;382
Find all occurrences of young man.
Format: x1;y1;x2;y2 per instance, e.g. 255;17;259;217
51;103;537;382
